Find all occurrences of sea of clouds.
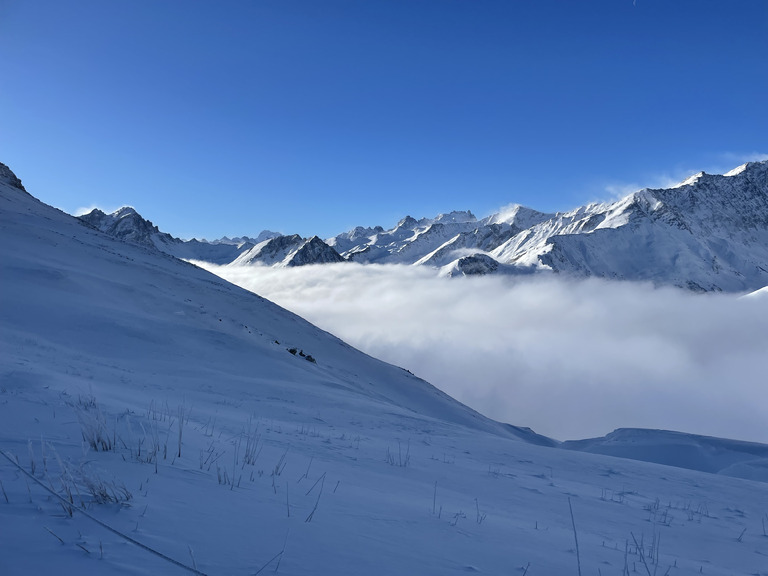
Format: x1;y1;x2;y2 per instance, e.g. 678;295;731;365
197;262;768;443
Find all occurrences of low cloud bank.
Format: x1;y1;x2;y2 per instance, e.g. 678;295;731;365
197;262;768;443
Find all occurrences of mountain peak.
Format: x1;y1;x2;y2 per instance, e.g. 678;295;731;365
79;204;169;249
725;163;749;177
672;171;706;188
433;210;477;224
113;206;139;218
0;162;27;192
488;204;551;228
724;159;768;178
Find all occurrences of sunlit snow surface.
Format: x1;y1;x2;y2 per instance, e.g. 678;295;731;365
724;163;749;177
2;176;768;575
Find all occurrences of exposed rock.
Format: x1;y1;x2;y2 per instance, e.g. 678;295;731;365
0;162;27;192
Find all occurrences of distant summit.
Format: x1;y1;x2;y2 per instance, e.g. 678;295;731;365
80;206;169;248
78;207;343;267
433;210;477;224
230;234;345;267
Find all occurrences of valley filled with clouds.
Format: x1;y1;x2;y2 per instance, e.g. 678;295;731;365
199;262;768;443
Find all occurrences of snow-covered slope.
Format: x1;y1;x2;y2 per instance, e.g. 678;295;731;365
3;162;768;575
744;285;768;299
564;428;768;483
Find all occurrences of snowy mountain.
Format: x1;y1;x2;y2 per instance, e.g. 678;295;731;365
3;161;768;574
80;161;768;290
329;161;768;291
230;234;345;267
79;207;343;267
490;162;768;292
329;211;483;264
80;207;262;265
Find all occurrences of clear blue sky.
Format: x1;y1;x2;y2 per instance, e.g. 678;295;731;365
1;0;766;240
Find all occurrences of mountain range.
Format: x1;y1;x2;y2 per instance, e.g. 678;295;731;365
3;161;768;574
80;160;768;292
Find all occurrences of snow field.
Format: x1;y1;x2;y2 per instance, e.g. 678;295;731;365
2;172;767;574
3;380;768;575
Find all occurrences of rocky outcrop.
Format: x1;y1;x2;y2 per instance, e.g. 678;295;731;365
0;162;27;192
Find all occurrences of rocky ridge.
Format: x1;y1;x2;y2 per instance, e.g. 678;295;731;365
77;160;768;291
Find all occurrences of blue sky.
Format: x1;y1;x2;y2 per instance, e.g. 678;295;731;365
1;0;766;240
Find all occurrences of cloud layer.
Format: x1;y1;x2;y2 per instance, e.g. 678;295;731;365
198;262;768;443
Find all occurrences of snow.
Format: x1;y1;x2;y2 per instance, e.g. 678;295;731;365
563;429;768;481
672;172;706;188
314;159;768;290
724;163;749;177
2;167;768;575
486;204;552;229
744;285;768;299
79;161;768;293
